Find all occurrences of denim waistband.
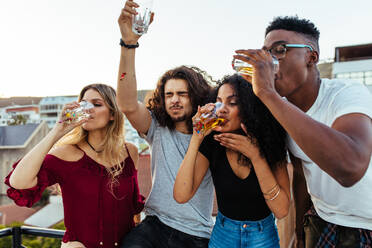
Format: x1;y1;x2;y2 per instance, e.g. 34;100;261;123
216;212;275;232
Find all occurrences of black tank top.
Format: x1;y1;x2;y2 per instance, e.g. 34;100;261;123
199;132;271;221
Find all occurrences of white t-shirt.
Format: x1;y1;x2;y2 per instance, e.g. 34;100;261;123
288;78;372;230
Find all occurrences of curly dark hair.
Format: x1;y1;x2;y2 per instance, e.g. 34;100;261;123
265;16;320;51
212;74;287;169
147;66;214;132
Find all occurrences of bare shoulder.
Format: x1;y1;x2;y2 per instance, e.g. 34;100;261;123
49;144;84;161
125;142;138;158
125;142;139;168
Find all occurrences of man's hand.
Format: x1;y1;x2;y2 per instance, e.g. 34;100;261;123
234;49;277;99
118;0;141;44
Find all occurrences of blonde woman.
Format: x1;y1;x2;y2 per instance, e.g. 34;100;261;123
5;84;144;248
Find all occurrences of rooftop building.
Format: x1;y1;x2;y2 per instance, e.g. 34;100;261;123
317;43;372;94
0;122;50;205
0;104;40;126
39;96;77;128
0;97;42;108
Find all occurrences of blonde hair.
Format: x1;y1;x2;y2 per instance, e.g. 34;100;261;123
58;84;126;182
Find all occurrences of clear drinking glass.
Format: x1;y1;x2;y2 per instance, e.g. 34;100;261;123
61;101;94;123
193;102;225;134
232;55;279;76
132;0;154;35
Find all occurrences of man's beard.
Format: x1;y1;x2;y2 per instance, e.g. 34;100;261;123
171;114;188;123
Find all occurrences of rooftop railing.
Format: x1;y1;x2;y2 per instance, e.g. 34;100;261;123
0;226;64;248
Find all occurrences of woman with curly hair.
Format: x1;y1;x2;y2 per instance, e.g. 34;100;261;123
174;74;290;248
5;84;144;248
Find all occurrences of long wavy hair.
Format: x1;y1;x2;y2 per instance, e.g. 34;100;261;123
212;74;287;169
58;84;126;181
147;66;214;132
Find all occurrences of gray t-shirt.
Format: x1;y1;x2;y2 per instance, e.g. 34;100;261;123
143;112;214;238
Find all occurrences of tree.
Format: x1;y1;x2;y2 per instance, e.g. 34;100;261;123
8;115;28;125
0;224;12;247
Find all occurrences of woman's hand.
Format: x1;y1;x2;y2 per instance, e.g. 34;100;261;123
192;103;216;140
9;101;89;190
118;0;154;44
213;123;260;160
52;102;90;140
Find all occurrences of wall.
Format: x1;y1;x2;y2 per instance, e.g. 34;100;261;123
0;122;49;204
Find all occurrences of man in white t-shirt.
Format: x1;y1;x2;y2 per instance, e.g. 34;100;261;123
234;16;372;247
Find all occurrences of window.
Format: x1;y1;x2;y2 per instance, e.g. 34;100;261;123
365;71;372;85
336;70;372;85
336;73;350;78
47;113;57;117
350;72;363;79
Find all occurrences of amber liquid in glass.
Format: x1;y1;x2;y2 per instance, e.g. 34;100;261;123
195;116;225;133
232;56;278;77
235;65;253;76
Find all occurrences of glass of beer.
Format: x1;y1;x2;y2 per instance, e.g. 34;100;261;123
232;55;279;77
193;102;225;134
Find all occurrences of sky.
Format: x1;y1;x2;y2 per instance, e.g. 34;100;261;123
1;0;372;97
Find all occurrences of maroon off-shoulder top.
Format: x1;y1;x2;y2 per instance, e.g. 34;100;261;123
4;145;144;248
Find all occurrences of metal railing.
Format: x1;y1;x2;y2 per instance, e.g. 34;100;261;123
0;226;65;248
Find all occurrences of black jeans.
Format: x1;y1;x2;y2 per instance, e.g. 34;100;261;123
120;216;209;248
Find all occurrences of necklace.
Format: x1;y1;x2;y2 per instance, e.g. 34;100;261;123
86;137;103;153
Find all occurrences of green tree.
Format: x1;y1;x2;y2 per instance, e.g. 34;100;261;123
33;189;51;208
8;114;28;125
0;224;12;248
40;221;65;248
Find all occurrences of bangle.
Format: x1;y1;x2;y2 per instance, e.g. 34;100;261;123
120;38;139;49
263;184;279;195
265;187;281;201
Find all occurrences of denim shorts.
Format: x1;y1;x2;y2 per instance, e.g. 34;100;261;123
208;212;280;248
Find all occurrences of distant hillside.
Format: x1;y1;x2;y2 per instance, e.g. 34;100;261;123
0;97;43;108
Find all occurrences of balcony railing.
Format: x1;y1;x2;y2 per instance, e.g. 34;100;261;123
0;226;65;248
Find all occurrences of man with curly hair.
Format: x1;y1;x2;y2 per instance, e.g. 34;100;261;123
115;1;214;247
235;16;372;247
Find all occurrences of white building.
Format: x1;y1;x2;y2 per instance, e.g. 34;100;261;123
0;97;42;126
39;96;77;128
2;104;40;125
0;108;10;126
332;43;372;93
